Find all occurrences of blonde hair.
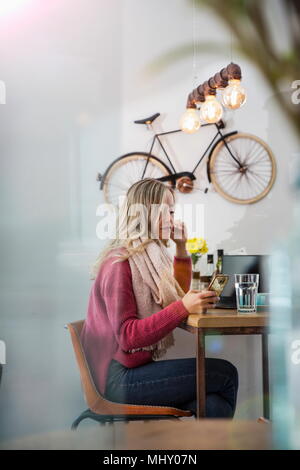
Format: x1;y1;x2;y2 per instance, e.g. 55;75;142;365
89;178;175;279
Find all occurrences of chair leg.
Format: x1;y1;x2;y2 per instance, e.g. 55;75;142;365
72;411;185;430
71;408;98;430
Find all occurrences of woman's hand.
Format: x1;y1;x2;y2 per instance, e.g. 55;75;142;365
171;220;189;258
170;220;188;246
181;289;220;314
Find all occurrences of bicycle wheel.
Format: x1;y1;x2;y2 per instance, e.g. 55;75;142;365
209;133;276;204
101;152;173;206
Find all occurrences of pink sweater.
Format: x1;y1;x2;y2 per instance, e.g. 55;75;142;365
80;248;192;396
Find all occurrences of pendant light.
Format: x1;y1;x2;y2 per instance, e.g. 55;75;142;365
199;80;223;124
180;107;201;134
222;62;247;109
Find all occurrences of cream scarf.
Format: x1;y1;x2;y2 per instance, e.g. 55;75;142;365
126;237;186;359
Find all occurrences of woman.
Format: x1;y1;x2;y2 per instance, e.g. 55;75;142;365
80;178;238;417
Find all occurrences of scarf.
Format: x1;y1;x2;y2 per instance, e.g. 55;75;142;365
126;237;186;359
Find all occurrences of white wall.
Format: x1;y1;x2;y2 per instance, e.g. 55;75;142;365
0;0;299;440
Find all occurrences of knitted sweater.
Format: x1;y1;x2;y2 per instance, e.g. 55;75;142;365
80;247;192;396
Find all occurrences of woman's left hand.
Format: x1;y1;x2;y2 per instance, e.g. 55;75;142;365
170;220;188;246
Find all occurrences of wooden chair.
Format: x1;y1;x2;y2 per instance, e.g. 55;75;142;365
65;320;193;430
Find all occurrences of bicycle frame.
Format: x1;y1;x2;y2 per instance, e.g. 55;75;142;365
141;121;240;186
99;114;276;205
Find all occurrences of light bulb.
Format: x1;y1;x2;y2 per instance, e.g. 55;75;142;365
180;108;201;134
199;95;223;124
222;79;247;109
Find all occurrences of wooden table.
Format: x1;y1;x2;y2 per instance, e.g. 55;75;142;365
178;308;270;419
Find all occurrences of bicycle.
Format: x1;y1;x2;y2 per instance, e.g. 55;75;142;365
97;112;276;206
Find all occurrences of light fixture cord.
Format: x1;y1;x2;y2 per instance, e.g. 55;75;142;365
192;0;199;89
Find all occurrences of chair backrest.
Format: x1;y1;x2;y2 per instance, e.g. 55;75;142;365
66;320;102;409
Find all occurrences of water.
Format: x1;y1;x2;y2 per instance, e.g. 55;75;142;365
235;282;258;313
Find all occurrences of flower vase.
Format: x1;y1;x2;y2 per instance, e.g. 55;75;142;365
191;256;202;291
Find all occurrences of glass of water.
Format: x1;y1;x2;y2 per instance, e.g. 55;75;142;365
235;274;259;313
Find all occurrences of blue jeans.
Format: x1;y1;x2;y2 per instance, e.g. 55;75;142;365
104;357;238;418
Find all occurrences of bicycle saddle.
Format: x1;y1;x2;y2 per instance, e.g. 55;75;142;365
134;113;160;125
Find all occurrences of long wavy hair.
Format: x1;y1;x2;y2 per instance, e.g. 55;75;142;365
89;178;175;279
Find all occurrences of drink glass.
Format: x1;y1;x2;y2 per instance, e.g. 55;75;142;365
235;274;259;313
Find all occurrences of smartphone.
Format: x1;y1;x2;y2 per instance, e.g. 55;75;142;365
207;274;229;297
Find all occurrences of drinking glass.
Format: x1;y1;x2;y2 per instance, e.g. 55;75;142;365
235;274;259;313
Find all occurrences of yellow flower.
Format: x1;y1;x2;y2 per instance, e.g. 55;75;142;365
186;237;208;255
